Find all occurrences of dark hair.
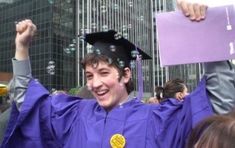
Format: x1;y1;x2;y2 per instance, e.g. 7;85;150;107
81;53;134;94
155;86;164;101
156;78;186;101
187;113;235;148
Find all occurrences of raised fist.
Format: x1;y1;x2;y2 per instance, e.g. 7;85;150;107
15;19;37;50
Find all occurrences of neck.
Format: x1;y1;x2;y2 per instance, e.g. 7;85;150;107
105;93;130;112
118;95;131;106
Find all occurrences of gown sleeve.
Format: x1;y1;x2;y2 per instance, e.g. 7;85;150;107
204;61;235;114
150;61;235;148
1;59;85;148
150;77;213;148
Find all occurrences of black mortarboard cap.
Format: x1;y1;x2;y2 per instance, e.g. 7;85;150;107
84;30;151;68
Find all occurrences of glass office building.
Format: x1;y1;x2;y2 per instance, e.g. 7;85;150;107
0;0;205;98
0;0;77;91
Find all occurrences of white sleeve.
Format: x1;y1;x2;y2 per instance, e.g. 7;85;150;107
8;58;32;109
204;61;235;114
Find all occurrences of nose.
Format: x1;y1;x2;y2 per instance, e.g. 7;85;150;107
91;76;103;89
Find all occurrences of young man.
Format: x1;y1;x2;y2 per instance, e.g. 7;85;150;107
2;24;210;148
2;2;235;148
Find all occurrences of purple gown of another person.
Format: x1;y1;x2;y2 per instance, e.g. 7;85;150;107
1;76;212;148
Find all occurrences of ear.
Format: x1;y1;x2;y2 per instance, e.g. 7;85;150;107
122;67;131;84
175;92;183;101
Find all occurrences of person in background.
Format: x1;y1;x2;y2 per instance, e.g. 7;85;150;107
187;110;235;148
156;78;188;102
146;96;159;104
0;108;10;145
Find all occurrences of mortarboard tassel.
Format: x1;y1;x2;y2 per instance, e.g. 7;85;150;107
136;54;143;101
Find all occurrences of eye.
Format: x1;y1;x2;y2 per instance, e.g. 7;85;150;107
100;71;109;76
86;74;93;80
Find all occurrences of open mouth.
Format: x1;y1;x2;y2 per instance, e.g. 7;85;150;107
95;89;109;97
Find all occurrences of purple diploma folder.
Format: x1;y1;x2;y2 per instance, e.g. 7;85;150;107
156;5;235;67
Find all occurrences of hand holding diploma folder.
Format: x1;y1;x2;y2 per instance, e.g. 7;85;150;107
156;4;235;67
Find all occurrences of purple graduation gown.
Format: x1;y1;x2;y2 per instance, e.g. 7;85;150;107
1;77;212;148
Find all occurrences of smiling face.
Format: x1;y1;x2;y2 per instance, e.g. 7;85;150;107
85;61;131;110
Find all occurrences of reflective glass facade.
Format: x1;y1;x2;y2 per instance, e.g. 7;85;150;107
0;0;77;90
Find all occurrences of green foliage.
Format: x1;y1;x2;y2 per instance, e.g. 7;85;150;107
68;86;81;96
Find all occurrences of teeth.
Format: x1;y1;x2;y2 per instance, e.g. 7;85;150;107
96;90;107;95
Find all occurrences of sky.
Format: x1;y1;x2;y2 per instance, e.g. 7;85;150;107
188;0;235;7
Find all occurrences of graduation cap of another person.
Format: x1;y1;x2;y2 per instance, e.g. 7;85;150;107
84;30;151;68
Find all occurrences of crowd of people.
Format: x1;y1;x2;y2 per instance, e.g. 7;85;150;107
0;0;235;148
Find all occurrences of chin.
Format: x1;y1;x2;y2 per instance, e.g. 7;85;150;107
98;100;109;107
100;102;116;111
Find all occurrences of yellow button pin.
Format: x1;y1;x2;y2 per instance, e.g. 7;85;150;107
110;134;126;148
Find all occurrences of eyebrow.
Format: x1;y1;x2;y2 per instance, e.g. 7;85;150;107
98;67;110;71
85;67;111;73
85;71;91;75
